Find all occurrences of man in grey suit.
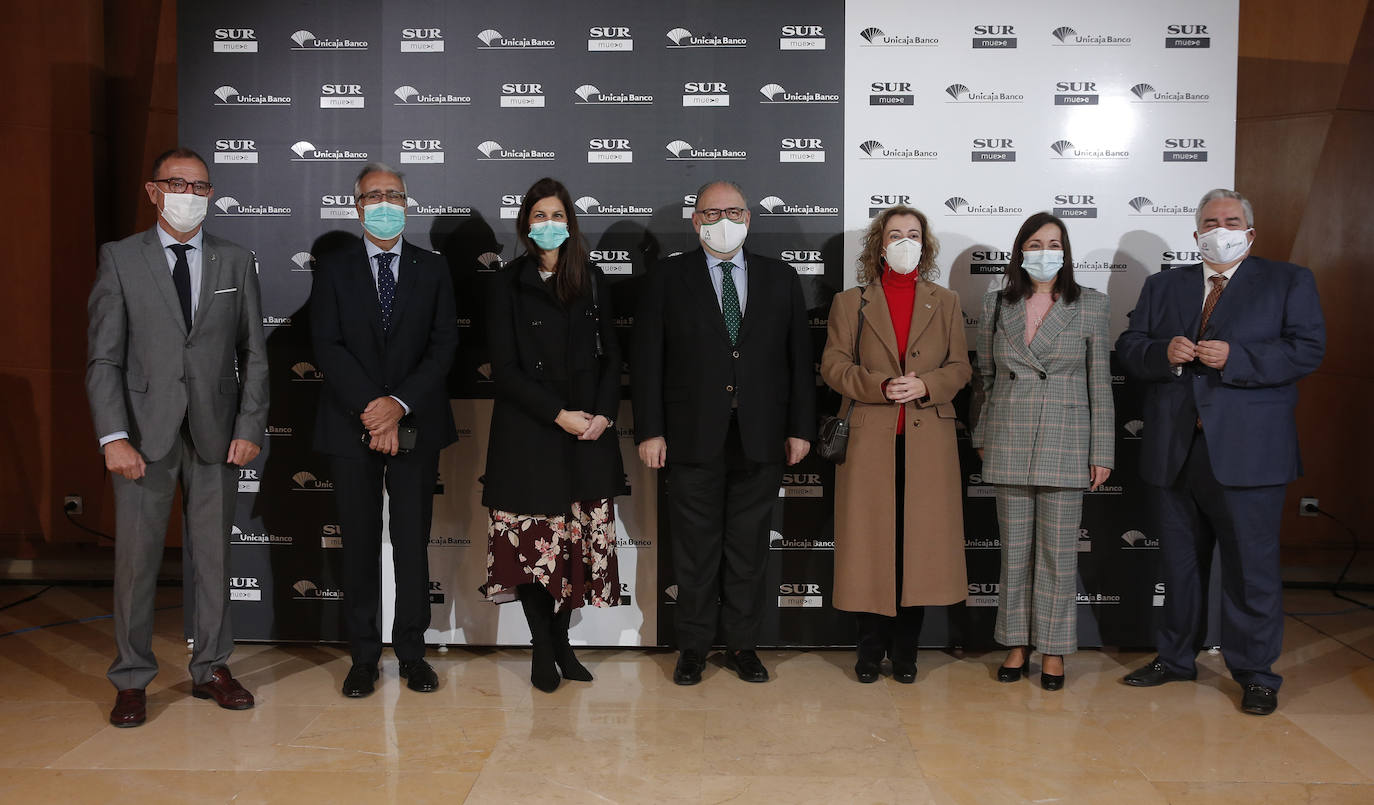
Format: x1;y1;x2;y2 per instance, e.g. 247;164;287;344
86;147;269;727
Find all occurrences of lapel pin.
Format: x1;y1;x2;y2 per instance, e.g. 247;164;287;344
924;303;932;309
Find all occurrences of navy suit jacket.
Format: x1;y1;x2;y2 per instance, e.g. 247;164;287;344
1115;256;1324;488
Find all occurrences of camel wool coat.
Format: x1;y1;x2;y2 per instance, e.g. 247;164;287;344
820;280;973;616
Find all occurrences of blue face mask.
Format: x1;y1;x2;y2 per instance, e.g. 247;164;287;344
529;220;570;251
362;201;406;241
1021;249;1064;283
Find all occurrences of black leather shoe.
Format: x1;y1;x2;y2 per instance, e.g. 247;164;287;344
997;661;1030;683
854;660;881;683
1041;673;1065;691
673;650;705;686
1122;658;1197;687
1241;683;1278;715
342;663;379;698
725;649;769;683
398;659;438;693
891;661;917;684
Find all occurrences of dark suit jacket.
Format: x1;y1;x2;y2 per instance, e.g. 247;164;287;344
309;239;459;457
482;256;625;514
632;247;816;464
1115;256;1325;487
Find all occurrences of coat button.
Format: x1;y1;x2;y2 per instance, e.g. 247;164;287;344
1038;371;1047;379
726;384;734;392
910;349;919;357
1009;371;1017;380
535;361;544;371
732;351;740;359
910;419;921;428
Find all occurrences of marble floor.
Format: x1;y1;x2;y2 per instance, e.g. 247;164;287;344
0;585;1371;804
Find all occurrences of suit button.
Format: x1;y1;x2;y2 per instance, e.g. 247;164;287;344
535;361;544;371
732;351;740;359
531;320;542;326
186;341;193;348
1009;371;1017;380
1038;371;1047;379
910;350;919;357
726;385;734;392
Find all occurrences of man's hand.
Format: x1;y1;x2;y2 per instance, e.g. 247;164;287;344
556;409;592;436
638;436;666;469
361;396;404;434
105;439;146;480
579;415;611;441
1195;340;1230;370
785;437;810;466
884;372;928;404
226;439;261;467
1088;465;1111;492
1167;336;1197;366
369;426;400;456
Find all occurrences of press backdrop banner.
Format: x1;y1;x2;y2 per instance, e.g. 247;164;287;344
178;0;1237;648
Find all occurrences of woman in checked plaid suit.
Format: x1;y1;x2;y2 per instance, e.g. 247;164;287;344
971;213;1114;691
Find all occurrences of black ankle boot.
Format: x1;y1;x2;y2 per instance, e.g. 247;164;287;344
855;613;886;683
890;606;924;684
552;604;592;682
517;584;560;693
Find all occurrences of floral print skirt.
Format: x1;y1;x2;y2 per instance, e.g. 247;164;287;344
482;498;620;612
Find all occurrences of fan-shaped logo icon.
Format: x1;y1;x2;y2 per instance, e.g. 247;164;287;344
1129;196;1153;212
231;525;243;535
759;83;785;101
665;584;679;601
394;85;419;103
292;472;317;488
1051;140;1074;155
290;30;315;47
944;197;967;213
1124;419;1144;436
477;29;503;46
859;140;884;156
860;27;884;43
214;197;238;213
477;252;504;269
574;84;600;101
214;86;239;102
666;27;692;45
291;252;314;270
945;83;969;99
290;141;315;158
574;196;600;214
292;580;317;595
1052;26;1076;42
666;140;692;157
759;196;785;212
477;141;503;158
406;196;419;208
1130;83;1155;99
291;362;319;378
1121;530;1148;546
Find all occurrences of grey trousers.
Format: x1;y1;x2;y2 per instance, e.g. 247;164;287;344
107;429;236;690
993;485;1083;656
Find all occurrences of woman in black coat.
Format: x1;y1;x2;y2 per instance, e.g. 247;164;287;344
481;177;625;692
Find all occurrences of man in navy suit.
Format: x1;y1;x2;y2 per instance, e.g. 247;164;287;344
1116;189;1325;715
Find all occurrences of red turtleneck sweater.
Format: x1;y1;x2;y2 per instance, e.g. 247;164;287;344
881;268;918;434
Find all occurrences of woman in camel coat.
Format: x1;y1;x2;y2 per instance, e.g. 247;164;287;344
820;205;972;684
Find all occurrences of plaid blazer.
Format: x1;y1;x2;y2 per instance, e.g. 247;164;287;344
971;288;1114;487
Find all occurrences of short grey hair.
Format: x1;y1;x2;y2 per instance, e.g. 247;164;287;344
354;162;407;197
1195;188;1254;231
694;180;748;209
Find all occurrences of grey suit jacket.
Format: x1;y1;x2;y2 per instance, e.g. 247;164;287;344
971;287;1114;487
86;226;269;463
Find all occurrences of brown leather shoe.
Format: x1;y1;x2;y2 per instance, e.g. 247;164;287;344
110;689;147;727
191;667;255;710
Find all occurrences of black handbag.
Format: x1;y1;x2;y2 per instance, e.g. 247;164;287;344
816;297;867;464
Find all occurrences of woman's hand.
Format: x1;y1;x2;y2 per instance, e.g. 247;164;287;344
579;414;611;441
884;372;928;404
556;409;592;436
1088;465;1111;492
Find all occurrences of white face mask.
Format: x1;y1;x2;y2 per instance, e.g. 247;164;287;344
884;238;922;274
1197;226;1253;266
699;218;748;255
161;191;208;233
1021;249;1065;283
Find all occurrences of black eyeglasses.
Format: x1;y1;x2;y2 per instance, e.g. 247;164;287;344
696;207;747;223
152;177;214;196
358;190;408;204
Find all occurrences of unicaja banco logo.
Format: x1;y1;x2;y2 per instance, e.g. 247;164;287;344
1050;140;1130;160
665;139;746;161
213;196;291;217
290;140;368;162
291;471;333;491
572;83;653;105
393;85;472;106
213;85;290;106
858;140;937;160
290;361;323;381
477;29;555;49
1130;82;1211;103
292;580;343;600
290;252;314;272
758;83;839;104
944;196;1024;217
757;195;839;217
290;30;367;50
945;83;1025;103
858;26;939;46
666;27;747;48
478;140;555;161
572;196;652;217
1128;196;1197;217
1051;26;1132;46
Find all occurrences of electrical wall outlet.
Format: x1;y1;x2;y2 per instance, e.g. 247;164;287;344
1298;497;1319;517
64;495;84;515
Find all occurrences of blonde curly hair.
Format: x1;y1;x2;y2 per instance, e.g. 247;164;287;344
856;205;940;284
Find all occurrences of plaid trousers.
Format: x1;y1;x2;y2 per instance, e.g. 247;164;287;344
993;485;1083;655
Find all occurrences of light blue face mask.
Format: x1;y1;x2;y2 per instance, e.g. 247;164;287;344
529;220;570;251
362;201;406;240
1021;249;1064;283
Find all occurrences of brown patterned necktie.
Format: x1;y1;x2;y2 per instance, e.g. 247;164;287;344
1197;274;1227;340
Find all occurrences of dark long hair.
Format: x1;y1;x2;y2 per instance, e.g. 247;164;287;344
1000;212;1080;305
516;177;589;305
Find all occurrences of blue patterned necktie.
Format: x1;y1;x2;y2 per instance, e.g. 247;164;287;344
719;261;741;345
375;252;397;332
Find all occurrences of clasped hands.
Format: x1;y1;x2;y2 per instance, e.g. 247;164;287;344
884;372;928;404
557;409;611;441
361;396;405;456
1168;336;1229;370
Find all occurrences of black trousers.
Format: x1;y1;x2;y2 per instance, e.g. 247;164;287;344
331;448;440;665
1151;430;1286;690
667;414;781;653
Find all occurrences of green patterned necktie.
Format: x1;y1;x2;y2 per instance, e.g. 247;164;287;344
720;261;741;344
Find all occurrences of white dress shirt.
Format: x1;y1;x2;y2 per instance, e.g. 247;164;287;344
705;250;748;314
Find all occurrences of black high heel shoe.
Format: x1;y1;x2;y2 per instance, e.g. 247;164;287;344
1041;655;1065;691
997;660;1030;683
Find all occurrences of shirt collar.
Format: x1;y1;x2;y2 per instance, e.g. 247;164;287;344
156;225;203;253
1204;260;1242;284
364;237;403;262
705;249;746;271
